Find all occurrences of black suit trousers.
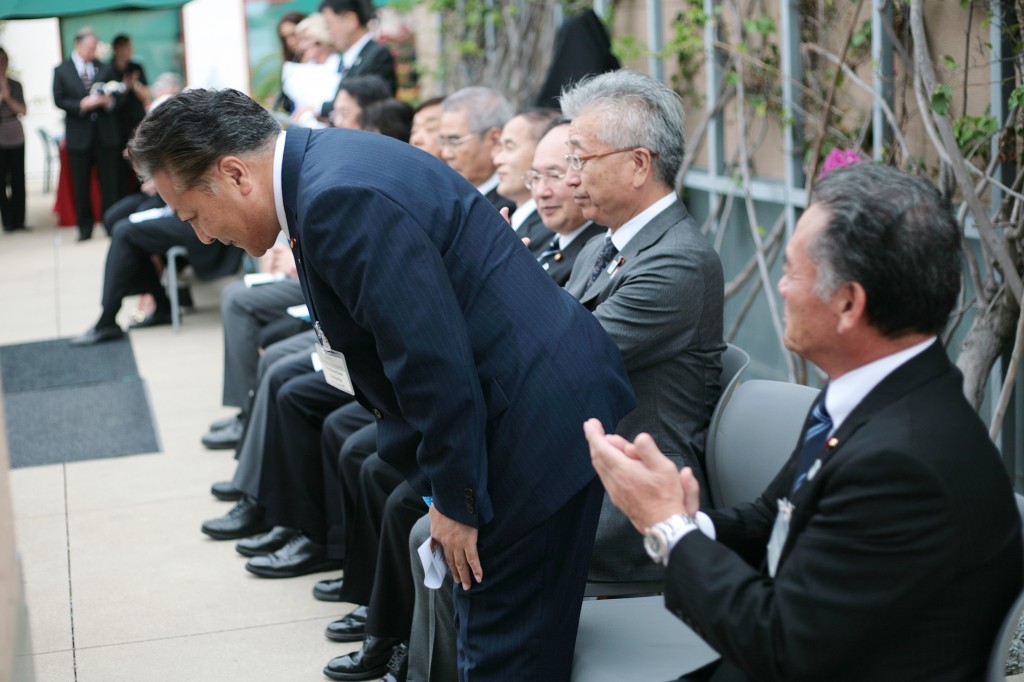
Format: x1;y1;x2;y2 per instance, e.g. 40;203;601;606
68;138;121;237
260;370;352;543
321;403;376;558
337;451;403;606
0;145;25;230
366;478;428;640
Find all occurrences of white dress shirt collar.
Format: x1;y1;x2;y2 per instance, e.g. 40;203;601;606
608;192;677;252
476;173;500;197
71;51;93;79
273;131;289;239
558;221;594;250
342;33;373;71
824;336;936;433
510;199;536;231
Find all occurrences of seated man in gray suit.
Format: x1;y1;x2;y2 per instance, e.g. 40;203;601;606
561;69;725;583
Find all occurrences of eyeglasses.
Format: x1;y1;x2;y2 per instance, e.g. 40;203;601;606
524;169;568;190
564;147;660;171
438;133;479;149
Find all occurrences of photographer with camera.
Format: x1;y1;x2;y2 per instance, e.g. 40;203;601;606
53;27;124;241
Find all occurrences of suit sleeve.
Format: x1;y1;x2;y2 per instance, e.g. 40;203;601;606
665;447;959;681
591;241;708;372
304;188;492;528
53;66;83;116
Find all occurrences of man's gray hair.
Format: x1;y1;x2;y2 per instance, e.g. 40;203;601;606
441;86;514;135
809;163;961;338
128;88;280;191
559;70;685;189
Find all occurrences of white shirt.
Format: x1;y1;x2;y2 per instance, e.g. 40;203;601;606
476;173;500;198
823;336;935;434
510;199;536;232
558;221;594;250
71;51;95;84
341;33;373;74
273;131;289;239
608;192;677;251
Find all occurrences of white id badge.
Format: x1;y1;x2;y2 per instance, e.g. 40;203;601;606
315;343;355;395
767;498;794;577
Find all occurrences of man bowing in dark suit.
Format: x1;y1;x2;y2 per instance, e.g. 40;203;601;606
129;88;636;681
586;162;1023;682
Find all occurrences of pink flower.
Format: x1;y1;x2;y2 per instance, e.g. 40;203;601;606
818;148;863;179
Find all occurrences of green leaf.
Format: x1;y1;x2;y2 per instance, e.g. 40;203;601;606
942;55;959;71
1010;86;1024;110
931;83;952;116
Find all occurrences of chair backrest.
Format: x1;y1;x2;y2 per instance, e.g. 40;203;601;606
986;493;1024;681
36;128;57;157
706;379;819;509
706;345;750;455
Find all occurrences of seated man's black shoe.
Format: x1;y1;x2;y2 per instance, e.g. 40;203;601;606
201;497;269;540
129;310;173;329
313;575;345;602
380;642;408;682
210;480;243;502
236;526;299;558
244;532;342;578
209;412;244;432
323;636;403;681
325;605;368;642
201;417;244;450
69;325;124;347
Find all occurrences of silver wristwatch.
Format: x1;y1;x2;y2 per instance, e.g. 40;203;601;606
643;513;697;566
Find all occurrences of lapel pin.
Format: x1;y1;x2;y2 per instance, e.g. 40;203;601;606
826;437;839;450
289;237;297;250
553;253;563;262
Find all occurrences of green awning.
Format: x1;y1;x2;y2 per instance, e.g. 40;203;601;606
0;0;190;20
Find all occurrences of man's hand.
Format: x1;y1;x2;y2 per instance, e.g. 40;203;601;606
429;504;482;591
584;418;701;531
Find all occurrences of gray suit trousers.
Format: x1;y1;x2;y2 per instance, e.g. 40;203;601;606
231;329;317;497
408;514;458;682
220;278;306;407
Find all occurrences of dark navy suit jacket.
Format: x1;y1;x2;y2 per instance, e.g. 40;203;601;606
279;126;636;544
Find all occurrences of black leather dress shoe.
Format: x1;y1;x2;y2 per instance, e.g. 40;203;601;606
325;605;368;642
323;636;403;681
209;412;243;432
129;311;172;329
76;232;92;242
380;642;408;682
210;481;242;502
69;325;124;347
201;416;244;450
313;575;345;602
245;533;342;578
201;497;269;540
235;526;299;557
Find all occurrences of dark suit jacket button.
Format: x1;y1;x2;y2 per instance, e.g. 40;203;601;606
465;502;475;514
373;409;382;419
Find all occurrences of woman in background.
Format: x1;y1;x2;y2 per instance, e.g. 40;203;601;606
0;47;26;232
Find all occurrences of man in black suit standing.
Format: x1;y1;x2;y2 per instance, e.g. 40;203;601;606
53;27;122;241
587;162;1023;682
318;0;396;114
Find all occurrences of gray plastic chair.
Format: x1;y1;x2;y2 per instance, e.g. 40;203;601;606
706;379;819;509
583;344;750;599
572;596;719;681
985;493;1024;682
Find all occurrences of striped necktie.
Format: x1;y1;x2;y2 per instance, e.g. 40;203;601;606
791;396;832;493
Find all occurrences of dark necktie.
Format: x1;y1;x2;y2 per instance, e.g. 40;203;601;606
585;237;618;291
791;396;832;494
537;237;561;265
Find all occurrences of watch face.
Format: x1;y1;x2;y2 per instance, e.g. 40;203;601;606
644;530;665;563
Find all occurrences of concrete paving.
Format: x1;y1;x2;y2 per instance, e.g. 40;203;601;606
4;182;357;681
